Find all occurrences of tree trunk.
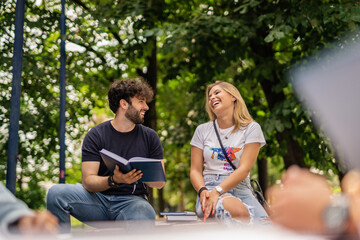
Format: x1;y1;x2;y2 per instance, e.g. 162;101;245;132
251;31;306;170
143;38;158;131
276;130;306;168
257;157;268;194
259;74;306;169
177;149;185;211
141;38;165;213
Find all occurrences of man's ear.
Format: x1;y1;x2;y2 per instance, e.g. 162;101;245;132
119;99;128;109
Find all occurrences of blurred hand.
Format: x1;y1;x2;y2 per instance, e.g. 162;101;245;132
113;165;143;184
341;170;360;236
342;170;360;196
17;210;58;235
267;165;332;233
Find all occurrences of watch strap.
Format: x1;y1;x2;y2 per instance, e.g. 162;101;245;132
108;174;118;188
198;187;208;196
322;194;350;235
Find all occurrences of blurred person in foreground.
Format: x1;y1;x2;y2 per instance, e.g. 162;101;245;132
268;165;360;238
190;81;269;223
0;182;58;235
46;78;165;232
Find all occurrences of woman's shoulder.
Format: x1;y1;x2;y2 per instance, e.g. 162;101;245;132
243;121;264;137
195;121;213;131
247;121;260;128
240;121;262;133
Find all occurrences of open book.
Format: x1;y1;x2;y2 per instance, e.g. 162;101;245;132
160;211;198;222
99;149;166;182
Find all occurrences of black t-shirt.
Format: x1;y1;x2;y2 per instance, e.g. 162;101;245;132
82;120;163;196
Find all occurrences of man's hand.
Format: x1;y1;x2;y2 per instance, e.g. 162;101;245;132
16;210;58;235
267;165;332;233
113;165;143;184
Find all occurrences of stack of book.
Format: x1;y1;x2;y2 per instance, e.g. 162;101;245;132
160;211;198;222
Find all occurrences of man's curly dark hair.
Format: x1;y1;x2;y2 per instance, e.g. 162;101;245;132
108;78;153;114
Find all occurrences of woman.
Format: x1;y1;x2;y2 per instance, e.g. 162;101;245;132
190;81;268;223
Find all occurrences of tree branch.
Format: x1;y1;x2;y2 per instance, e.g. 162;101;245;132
67;38;107;64
69;0;123;45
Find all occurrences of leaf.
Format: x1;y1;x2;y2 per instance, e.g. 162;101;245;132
264;33;274;43
275;121;285;132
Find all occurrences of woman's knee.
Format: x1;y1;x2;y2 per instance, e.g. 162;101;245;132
222;196;250;220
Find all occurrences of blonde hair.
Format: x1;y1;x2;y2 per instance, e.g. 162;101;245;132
205;81;253;131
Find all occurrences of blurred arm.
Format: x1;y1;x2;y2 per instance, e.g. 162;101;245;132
0;183;58;235
267;166;333;233
0;183;33;233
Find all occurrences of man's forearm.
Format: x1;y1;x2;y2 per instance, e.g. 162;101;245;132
82;175;110;192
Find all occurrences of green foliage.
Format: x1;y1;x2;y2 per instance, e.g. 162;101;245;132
1;0;360;210
160;0;360;179
0;0;92;208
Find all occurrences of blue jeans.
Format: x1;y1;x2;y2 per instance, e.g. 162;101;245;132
195;175;269;222
46;183;156;232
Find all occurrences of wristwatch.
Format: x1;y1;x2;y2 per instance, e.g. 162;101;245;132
215;185;223;194
322;194;350;235
108;174;118;188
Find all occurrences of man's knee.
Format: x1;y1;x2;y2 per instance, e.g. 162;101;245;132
47;184;76;209
128;200;156;220
47;184;65;206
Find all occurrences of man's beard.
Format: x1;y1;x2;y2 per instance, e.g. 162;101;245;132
125;104;144;124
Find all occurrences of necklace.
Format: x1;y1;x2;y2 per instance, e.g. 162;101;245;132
219;126;233;140
215;120;234;140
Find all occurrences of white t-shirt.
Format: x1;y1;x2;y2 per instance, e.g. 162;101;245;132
190;120;266;176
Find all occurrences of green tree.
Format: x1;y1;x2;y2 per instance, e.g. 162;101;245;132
160;0;360;192
1;0;171;210
1;0;87;208
1;0;360;212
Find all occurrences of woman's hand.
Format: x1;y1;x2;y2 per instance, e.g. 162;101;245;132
203;189;220;222
200;189;210;213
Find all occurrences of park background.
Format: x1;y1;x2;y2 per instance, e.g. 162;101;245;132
0;0;359;215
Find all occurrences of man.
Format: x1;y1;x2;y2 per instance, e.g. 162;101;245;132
47;78;165;232
0;183;58;235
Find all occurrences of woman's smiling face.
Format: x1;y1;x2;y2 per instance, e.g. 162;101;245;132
208;85;235;115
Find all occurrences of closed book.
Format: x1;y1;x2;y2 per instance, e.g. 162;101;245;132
160;211;198;222
99;148;166;182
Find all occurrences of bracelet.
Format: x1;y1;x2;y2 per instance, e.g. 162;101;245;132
108;174;117;188
198;186;208;196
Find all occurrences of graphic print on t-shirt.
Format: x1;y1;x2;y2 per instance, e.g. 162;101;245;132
210;147;242;171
